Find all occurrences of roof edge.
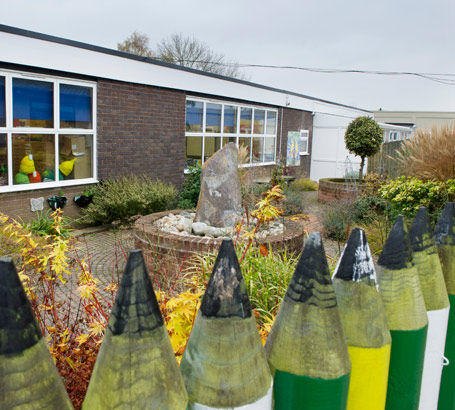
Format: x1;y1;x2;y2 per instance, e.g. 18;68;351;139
0;24;371;113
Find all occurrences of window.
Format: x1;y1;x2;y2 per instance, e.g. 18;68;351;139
185;98;277;169
0;77;5;127
0;69;96;192
299;130;309;155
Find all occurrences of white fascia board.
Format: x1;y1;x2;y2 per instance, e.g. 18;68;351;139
0;31;369;117
377;122;414;132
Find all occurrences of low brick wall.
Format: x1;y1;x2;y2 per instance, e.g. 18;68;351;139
0;184;96;224
134;210;305;288
318;178;366;203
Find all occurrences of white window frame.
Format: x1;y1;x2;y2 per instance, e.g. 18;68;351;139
0;68;97;193
185;97;277;170
299;129;309;155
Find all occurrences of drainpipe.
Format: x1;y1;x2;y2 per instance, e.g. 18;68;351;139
278;107;284;163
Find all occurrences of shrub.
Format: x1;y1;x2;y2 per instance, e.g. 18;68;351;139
379;176;455;224
288;177;318;192
322;203;354;243
396;123;455;181
281;190;305;215
177;164;201;209
353;196;391;222
80;175;178;225
345;116;382;183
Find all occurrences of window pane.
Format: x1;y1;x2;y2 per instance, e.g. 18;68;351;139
240;107;252;134
0;77;5;127
0;134;7;185
60;84;93;129
222;136;237;147
186;101;203;132
264;138;275;162
300;137;308;154
204;137;221;161
13;78;53;128
266;111;277;135
185;137;202;169
224;105;237;133
12;134;55;184
239;137;251;163
253;109;265;134
206;103;221;133
59;135;93;180
252;137;264;163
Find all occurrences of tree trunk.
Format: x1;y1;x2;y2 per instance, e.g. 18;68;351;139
359;157;365;184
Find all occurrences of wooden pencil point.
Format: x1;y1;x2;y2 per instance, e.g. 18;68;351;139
377;215;413;270
181;239;272;409
83;250;188;409
108;249;164;336
334;227;376;283
200;238;252;319
0;257;41;355
0;257;73;409
286;232;336;307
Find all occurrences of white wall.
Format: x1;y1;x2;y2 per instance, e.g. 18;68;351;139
310;112;364;181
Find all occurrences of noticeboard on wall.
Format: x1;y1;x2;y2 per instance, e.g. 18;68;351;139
286;131;300;167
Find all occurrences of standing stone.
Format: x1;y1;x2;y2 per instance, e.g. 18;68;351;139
195;143;242;228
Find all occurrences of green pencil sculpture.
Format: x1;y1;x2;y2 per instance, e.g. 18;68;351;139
265;232;351;410
377;216;428;410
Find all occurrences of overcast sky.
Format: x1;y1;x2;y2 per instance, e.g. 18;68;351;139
1;0;454;111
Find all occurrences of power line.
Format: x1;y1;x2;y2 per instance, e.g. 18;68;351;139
156;58;455;85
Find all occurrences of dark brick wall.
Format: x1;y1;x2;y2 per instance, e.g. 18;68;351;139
0;184;96;223
97;80;186;186
279;107;313;178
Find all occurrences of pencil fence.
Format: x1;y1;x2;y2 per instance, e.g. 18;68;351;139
1;203;455;409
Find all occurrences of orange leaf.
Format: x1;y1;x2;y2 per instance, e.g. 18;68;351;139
259;245;269;256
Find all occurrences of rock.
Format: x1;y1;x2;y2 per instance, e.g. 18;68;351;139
176;224;185;232
181;211;192;219
194;143;242;228
206;227;224;238
192;222;208;236
181;218;193;234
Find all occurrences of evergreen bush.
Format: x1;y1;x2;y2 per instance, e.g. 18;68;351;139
80;175;177;225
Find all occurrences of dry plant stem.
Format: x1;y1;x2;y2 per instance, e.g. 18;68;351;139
397;123;455;180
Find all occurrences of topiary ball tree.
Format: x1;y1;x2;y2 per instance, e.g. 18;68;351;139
345;116;382;183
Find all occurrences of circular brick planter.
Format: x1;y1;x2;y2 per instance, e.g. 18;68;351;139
318;178;366;203
134;210;305;287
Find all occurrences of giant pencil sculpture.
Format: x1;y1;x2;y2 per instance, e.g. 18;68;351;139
0;257;73;409
409;207;450;410
265;232;351;410
332;228;391;410
83;250;188;409
180;239;272;409
377;216;428;410
434;202;455;410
